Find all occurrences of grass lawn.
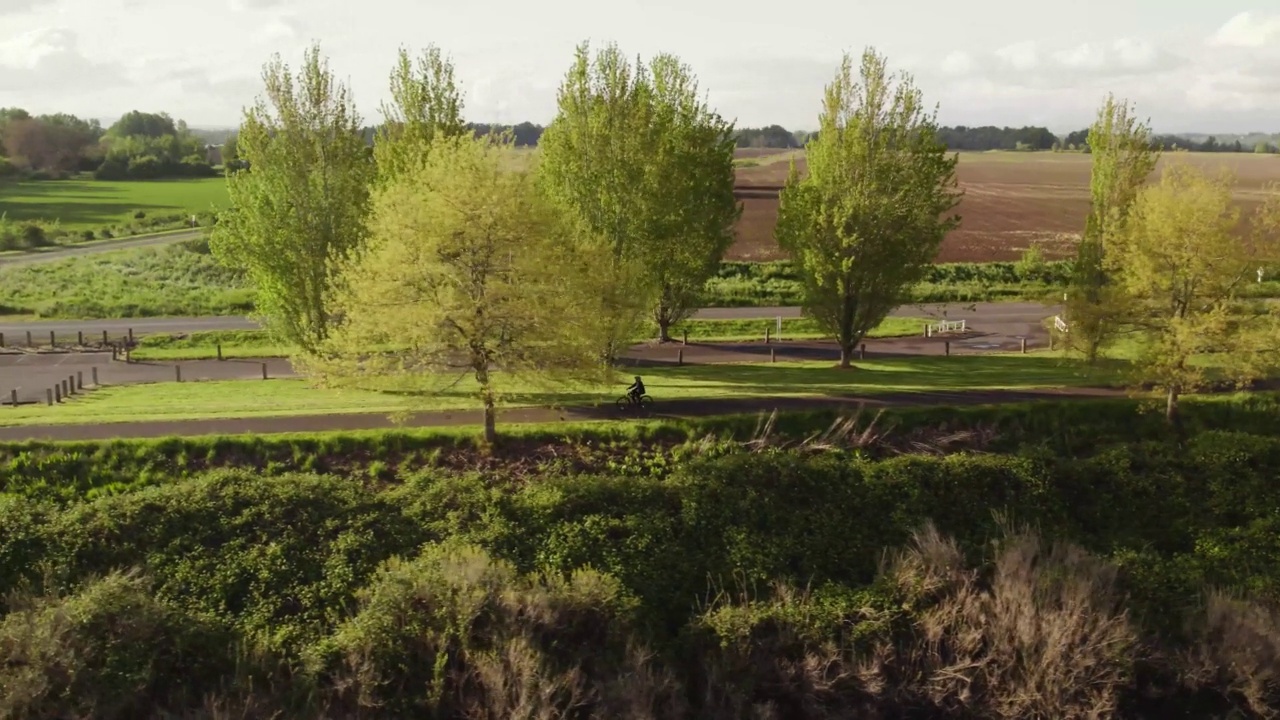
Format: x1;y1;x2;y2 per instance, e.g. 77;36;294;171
0;178;229;230
127;316;933;361
1;353;1123;427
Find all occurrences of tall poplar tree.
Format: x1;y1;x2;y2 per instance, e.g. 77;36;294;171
775;48;961;368
1066;94;1159;363
210;43;373;352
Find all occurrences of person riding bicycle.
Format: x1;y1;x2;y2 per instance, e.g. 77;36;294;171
626;375;645;405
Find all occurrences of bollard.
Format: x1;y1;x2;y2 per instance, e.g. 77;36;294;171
92;367;98;385
47;388;53;406
1020;338;1027;354
26;330;32;347
859;343;866;360
765;326;771;344
9;389;16;407
102;330;108;345
128;327;134;343
0;332;4;347
49;330;55;347
125;347;130;363
682;330;687;346
175;365;182;382
217;343;223;361
261;362;268;380
54;385;61;403
677;349;684;366
64;378;71;396
945;340;951;357
76;371;83;390
923;324;929;338
770;347;776;363
77;330;83;346
111;345;117;361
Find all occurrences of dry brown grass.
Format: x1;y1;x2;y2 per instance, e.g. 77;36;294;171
1180;592;1280;718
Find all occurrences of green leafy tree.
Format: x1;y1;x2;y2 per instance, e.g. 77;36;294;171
305;134;610;445
209;43;373;353
775;48;961;368
537;41;657;359
1107;161;1280;425
373;45;467;184
644;54;741;341
1066;94;1159;363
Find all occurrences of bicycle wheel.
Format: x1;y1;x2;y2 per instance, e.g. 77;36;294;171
638;395;654;410
616;396;632;411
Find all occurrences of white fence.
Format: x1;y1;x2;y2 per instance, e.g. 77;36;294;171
925;319;966;337
1054;315;1069;333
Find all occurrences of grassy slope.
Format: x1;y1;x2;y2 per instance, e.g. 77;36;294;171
0;178;229;230
0;353;1120;426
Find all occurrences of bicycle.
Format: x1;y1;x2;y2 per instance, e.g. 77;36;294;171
616;393;654;412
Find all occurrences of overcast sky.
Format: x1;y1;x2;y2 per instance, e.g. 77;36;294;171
1;0;1278;134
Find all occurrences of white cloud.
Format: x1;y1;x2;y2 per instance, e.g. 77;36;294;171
939;51;974;77
0;28;128;93
1208;11;1280;48
994;41;1039;71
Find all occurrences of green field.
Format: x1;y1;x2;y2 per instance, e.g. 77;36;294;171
1;354;1120;427
0;177;229;230
127;316;931;360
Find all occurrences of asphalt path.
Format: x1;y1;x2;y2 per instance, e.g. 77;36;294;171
0;229;205;268
0;302;1061;340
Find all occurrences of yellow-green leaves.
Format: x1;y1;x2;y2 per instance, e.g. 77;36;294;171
209;42;372;354
1108;161;1280;420
309;134;610;443
776;47;960;367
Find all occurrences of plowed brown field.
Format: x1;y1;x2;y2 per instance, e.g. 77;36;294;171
729;149;1280;262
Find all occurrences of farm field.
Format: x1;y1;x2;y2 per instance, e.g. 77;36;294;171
0;177;228;230
728;149;1280;262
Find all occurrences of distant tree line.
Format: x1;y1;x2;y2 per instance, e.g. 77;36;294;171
0;108;217;180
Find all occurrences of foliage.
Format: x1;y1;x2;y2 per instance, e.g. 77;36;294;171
1067;94;1159;362
372;45;468;185
210;42;374;353
307;133;611;443
775;47;961;366
1106;161;1280;422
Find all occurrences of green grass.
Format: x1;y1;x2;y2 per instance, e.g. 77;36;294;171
128;317;931;361
0;239;251;318
0;178;229;230
0;354;1122;427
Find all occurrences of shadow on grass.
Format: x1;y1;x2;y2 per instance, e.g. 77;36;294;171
0;180;211;227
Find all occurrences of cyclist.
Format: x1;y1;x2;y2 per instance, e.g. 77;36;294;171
626;375;645;405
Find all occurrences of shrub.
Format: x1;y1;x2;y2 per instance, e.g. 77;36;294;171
0;571;235;719
126;154;162;180
133;209;146;219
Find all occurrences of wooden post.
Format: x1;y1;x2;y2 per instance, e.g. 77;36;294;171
682;330;687;346
54;385;61;403
25;330;32;347
76;371;83;390
261;362;268;380
77;330;83;346
102;330;108;345
1020;338;1027;354
175;365;182;382
859;343;866;360
124;347;130;363
217;343;223;361
49;330;55;347
65;377;73;395
0;332;4;347
92;367;98;385
128;327;133;343
765;326;771;344
677;349;684;366
9;389;16;407
923;324;929;338
945;340;951;356
770;347;776;363
46;388;53;405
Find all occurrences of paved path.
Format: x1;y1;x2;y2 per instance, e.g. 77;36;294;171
0;302;1061;340
0;230;204;267
0;387;1128;442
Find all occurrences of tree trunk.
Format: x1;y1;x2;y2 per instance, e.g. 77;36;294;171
1165;385;1180;426
482;396;497;447
839;344;853;368
657;316;672;343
